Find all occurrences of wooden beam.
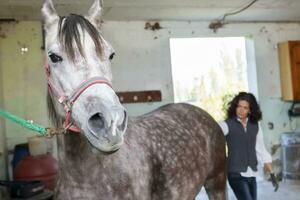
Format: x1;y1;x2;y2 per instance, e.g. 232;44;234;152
116;90;161;104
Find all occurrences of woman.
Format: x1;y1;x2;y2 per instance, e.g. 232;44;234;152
219;92;278;200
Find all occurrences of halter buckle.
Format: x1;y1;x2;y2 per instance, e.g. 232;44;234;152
58;96;67;103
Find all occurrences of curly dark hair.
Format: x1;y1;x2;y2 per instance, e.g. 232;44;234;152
226;92;262;123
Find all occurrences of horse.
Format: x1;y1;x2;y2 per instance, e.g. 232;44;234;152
41;0;226;199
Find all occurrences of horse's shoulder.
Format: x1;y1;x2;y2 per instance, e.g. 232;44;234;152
157;103;205;115
134;103;205;120
152;102;197;111
163;102;198;110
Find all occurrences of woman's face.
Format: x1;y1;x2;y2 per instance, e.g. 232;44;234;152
236;100;250;120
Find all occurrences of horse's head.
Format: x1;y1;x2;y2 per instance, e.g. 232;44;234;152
41;0;128;152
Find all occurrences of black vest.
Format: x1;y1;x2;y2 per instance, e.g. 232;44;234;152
225;118;258;173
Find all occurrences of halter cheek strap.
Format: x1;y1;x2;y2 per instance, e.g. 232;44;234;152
45;62;113;133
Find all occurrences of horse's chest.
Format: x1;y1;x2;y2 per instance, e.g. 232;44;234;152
56;175;150;200
56;159;151;200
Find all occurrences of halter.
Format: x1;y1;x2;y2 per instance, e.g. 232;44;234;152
45;61;113;132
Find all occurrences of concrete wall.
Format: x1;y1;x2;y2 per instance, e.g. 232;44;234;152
0;29;8;198
1;20;300;177
0;22;46;192
0;21;46;151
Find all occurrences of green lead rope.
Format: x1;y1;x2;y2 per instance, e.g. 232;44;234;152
0;109;47;136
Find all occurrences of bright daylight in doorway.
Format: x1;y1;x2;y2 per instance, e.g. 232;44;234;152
170;37;248;121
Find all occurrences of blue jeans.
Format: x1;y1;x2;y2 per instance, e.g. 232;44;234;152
228;173;257;200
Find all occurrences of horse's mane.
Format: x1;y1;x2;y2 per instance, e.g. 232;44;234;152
58;14;103;62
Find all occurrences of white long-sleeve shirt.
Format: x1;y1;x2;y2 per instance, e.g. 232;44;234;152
219;119;272;177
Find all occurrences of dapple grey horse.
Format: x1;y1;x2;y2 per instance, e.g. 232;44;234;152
42;0;226;199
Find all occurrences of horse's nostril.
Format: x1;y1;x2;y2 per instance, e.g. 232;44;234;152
118;110;128;132
87;112;105;134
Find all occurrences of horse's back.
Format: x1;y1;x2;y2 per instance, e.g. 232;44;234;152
127;103;226;199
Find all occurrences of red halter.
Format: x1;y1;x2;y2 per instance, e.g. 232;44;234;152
45;62;113;132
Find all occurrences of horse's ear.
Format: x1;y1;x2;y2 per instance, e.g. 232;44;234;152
86;0;103;28
41;0;59;31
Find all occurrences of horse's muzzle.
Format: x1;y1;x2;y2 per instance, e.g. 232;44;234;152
87;108;128;143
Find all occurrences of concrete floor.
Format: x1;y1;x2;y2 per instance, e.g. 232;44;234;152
196;180;300;200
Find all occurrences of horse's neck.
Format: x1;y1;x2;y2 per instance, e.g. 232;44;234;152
57;132;100;168
58;131;84;150
56;130;130;172
56;120;135;175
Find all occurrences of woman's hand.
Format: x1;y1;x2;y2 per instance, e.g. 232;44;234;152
264;162;273;173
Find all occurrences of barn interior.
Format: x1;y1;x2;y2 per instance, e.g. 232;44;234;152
1;0;300;199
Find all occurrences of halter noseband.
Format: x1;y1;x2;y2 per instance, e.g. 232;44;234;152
45;62;113;132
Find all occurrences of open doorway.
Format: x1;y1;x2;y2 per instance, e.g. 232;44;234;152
170;37;255;121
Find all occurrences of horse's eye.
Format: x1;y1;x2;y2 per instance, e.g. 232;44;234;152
109;53;115;61
49;53;63;63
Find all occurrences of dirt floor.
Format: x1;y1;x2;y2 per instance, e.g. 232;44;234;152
196;180;300;200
